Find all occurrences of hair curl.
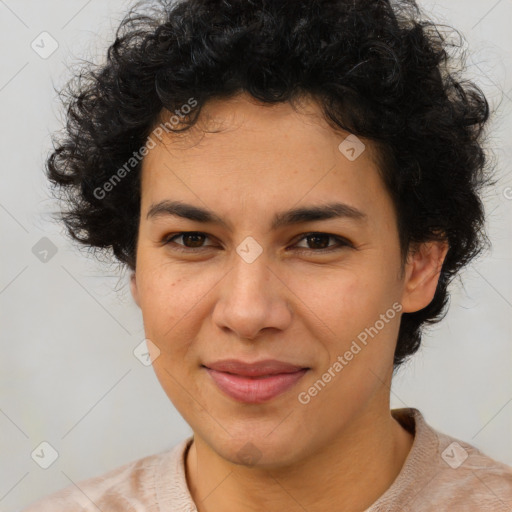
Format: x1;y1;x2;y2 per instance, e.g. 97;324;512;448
47;0;493;369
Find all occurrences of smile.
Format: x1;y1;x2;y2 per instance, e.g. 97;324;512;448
202;359;309;404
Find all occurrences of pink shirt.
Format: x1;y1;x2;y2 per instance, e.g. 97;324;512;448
22;408;512;511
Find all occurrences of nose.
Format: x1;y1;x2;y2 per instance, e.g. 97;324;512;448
211;249;293;341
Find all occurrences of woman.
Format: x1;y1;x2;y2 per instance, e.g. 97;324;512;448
24;0;512;510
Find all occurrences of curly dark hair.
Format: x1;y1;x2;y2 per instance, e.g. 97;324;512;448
47;0;493;369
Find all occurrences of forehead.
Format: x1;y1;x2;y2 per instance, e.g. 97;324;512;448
143;92;383;167
139;93;394;227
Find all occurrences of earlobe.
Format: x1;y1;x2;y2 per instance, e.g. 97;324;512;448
401;240;449;313
130;271;140;308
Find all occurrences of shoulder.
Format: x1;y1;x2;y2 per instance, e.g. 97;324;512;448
429;428;512;510
21;439;191;512
386;408;512;511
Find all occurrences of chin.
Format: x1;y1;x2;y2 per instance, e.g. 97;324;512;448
205;427;306;469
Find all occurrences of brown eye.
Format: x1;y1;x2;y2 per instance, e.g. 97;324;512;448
302;233;331;249
180;232;207;248
293;232;353;253
161;231;353;255
162;232;214;250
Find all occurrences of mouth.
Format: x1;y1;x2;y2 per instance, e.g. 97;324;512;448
202;359;310;404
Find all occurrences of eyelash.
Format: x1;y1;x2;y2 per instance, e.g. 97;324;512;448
161;231;353;254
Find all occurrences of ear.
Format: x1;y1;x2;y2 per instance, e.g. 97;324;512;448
130;271;140;308
400;239;449;313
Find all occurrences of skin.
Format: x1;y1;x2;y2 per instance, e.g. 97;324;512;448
130;91;449;511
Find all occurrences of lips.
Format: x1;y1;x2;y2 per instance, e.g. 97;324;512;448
203;359;309;404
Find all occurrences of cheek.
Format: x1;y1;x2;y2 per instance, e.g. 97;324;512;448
137;269;204;402
294;268;384;336
296;263;400;367
136;264;195;350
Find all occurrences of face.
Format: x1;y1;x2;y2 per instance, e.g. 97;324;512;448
131;92;445;467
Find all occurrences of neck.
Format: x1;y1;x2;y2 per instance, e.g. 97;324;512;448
185;406;414;512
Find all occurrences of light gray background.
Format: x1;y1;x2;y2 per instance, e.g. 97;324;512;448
1;1;511;510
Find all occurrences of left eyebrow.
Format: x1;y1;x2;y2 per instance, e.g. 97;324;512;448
145;200;367;230
271;202;367;230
